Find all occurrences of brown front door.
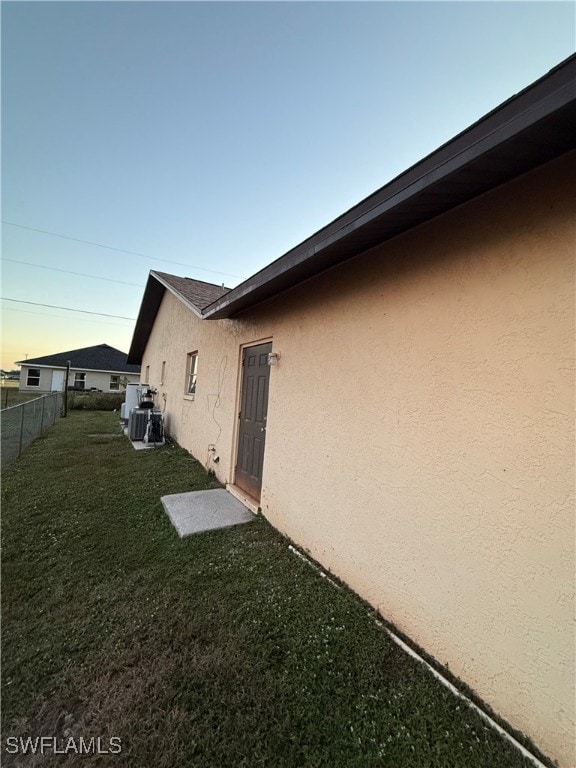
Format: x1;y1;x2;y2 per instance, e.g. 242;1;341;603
235;342;271;500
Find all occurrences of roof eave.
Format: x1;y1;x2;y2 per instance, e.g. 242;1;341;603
203;57;576;320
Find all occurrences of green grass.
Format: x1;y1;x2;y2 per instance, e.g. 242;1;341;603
0;387;124;412
1;412;540;767
0;386;41;409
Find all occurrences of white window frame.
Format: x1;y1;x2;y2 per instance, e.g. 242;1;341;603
27;368;41;387
186;352;198;397
109;375;121;391
74;372;86;390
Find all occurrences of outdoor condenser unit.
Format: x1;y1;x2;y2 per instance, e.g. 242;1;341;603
128;408;149;441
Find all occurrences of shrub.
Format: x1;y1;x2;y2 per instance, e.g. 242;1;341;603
69;392;124;411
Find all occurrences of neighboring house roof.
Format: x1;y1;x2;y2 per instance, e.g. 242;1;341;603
128;54;576;363
16;344;141;374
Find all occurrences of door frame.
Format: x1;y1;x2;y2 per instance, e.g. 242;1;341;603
231;337;273;501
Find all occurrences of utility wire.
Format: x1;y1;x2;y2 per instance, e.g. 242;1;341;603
1;297;136;321
2;258;145;287
2;307;134;327
1;220;245;279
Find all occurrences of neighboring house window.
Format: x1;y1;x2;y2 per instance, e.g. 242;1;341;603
161;361;166;385
110;375;121;391
145;365;150;384
186;352;198;396
74;372;86;390
27;369;40;387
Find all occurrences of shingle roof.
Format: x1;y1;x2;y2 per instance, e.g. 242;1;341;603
16;344;141;373
127;273;230;363
153;272;230;311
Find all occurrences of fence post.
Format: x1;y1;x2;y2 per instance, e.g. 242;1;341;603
64;361;70;417
53;393;58;424
18;402;25;459
40;395;46;432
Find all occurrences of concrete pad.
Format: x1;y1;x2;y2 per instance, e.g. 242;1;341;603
132;440;155;451
87;434;124;438
161;489;255;537
122;426;155;450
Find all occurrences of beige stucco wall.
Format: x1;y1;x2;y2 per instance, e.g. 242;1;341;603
142;152;575;767
19;366;140;392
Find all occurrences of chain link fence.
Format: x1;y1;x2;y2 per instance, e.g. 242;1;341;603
1;393;65;468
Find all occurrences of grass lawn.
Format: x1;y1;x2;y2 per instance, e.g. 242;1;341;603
0;385;41;410
1;411;539;767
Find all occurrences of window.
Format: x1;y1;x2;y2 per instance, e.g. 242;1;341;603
110;375;121;391
186;352;198;396
161;361;166;385
74;372;86;390
27;368;40;387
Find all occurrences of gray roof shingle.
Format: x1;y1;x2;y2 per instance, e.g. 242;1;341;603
16;344;141;373
153;271;230;311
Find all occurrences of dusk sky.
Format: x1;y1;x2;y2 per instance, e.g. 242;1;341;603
2;1;574;371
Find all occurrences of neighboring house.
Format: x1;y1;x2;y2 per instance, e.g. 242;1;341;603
1;370;20;380
16;344;141;393
128;58;575;767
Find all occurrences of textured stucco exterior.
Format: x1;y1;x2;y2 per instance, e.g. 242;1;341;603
18;366;140;393
141;154;575;767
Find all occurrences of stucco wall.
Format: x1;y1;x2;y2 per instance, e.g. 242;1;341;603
140;296;263;473
18;366;54;392
71;370;140;392
19;367;140;392
142;152;575;767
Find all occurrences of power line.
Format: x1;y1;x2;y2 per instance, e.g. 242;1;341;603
2;258;145;287
1;297;136;320
2;307;134;327
1;220;245;279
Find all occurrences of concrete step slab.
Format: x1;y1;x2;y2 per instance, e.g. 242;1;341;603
161;488;255;537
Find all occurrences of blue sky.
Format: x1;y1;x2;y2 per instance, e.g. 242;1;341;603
2;1;574;370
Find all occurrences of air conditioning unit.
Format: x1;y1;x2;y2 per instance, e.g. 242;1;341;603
128;408;149;441
144;411;165;445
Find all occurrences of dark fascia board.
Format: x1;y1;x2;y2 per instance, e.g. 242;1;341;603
128;276;164;363
203;55;576;320
127;270;206;363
